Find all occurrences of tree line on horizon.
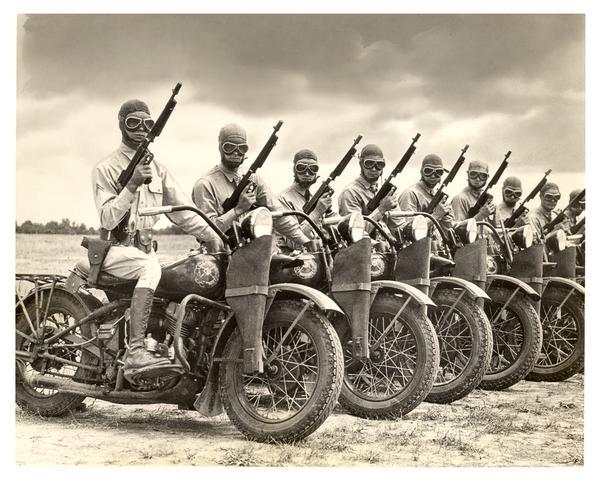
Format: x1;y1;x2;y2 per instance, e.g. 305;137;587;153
15;218;186;235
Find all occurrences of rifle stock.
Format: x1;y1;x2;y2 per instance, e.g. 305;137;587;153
424;144;469;214
303;135;362;215
504;169;552;228
222;120;283;213
466;150;511;218
366;132;421;213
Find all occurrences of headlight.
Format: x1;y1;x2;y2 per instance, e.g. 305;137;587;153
486;256;499;274
511;225;534;249
240;207;273;239
337;212;365;243
401;215;428;242
371;252;387;279
546;229;567;253
293;254;318;280
455;218;478;244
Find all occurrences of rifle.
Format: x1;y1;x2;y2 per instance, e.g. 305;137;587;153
466;150;511;218
222;120;283;213
543;188;585;234
107;83;182;242
572;217;585;235
424;144;469;214
366;133;421;213
117;82;182;188
504;169;552;228
303;135;363;215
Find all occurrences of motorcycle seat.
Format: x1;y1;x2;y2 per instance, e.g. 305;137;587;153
74;259;137;288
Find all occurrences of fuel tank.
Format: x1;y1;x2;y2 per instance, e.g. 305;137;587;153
155;252;227;301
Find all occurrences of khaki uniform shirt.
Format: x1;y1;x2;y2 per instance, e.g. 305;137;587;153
529;205;556;238
392;180;455;233
192;164;309;247
451;186;494;222
338;176;385;232
92;143;216;242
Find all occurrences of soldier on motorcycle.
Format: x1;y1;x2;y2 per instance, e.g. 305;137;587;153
191;123;311;248
451;160;496;222
493;176;526;227
564;188;585;231
529;182;572;238
338;143;398;230
91;99;219;381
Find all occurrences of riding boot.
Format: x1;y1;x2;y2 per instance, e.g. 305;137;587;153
123;287;175;382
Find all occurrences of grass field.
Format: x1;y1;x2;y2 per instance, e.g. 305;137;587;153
14;234;584;467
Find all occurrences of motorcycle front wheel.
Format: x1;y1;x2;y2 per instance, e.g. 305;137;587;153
526;286;584;382
480;287;542;390
219;299;343;443
426;288;493;404
338;292;439;419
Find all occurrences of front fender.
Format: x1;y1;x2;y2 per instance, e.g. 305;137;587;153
543;276;585;297
268;283;343;314
430;276;491;302
487;274;541;301
372;280;436;307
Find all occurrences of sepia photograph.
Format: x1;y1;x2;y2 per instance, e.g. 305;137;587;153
11;2;593;472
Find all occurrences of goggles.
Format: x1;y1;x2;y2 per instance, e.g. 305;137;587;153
124;116;155;131
221;142;249;155
363;159;386;170
468;171;489;181
543;193;561;202
503;188;522;199
422;166;445;177
295;163;319;174
575;200;585;207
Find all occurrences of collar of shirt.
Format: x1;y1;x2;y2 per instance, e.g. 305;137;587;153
292;182;310;197
355;175;377;192
417;179;435;195
118;142;137;160
216;163;241;184
466;186;482;200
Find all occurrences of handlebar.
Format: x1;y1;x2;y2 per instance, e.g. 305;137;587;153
272;210;330;244
139;205;230;247
388;210;448;244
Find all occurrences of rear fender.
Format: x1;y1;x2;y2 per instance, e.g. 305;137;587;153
430;276;491;303
486;274;541;301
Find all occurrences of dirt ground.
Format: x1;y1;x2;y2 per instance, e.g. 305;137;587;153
15;374;583;467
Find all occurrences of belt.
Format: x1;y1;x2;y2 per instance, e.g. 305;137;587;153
100;228;155;254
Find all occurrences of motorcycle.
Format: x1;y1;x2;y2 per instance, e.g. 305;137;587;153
270;210;439;419
371;212;492;404
526;230;585;381
15;206;345;443
474;221;543;390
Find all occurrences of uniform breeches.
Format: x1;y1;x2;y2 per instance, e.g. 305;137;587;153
101;245;161;290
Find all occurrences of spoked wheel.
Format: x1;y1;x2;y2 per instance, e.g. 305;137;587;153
16;289;92;416
526;287;584;382
338;292;438;419
426;288;492;404
219;300;343;443
480;287;541;390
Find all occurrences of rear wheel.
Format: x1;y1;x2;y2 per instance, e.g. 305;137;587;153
480;287;542;390
526;287;584;382
426;288;492;404
16;289;90;416
219;300;343;443
338;292;439;419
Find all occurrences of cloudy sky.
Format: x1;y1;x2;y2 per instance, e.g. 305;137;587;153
16;14;585;228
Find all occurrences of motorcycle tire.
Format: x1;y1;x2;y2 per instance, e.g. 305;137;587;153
16;289;90;416
338;292;439;419
219;299;343;443
426;288;493;404
526;287;584;382
480;287;542;390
